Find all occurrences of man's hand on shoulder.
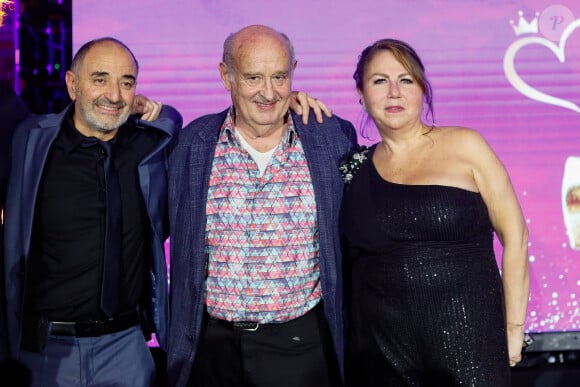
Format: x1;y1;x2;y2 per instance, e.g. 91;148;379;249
132;94;163;121
289;91;333;125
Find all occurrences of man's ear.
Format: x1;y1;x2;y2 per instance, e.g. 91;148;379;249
65;70;77;101
219;62;232;91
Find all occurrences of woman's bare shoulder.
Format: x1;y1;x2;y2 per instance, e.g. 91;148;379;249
434;125;488;148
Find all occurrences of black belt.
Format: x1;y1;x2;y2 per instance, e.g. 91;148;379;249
209;303;323;332
44;311;140;337
230;321;261;331
212;318;264;332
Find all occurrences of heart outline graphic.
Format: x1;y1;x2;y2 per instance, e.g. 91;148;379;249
504;18;580;114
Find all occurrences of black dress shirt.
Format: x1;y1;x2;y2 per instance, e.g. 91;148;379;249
24;109;162;321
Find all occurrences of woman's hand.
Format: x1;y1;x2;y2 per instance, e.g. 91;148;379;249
507;323;525;367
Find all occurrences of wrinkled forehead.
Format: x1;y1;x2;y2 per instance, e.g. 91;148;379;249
234;38;292;72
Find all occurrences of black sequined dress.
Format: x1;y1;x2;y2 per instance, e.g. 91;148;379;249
340;146;510;386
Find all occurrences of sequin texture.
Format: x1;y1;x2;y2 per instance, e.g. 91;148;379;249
341;145;510;387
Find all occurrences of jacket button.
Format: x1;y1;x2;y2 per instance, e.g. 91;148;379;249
16;272;24;280
186;334;193;341
15;312;21;320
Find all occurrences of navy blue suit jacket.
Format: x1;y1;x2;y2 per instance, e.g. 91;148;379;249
1;104;181;359
167;108;357;387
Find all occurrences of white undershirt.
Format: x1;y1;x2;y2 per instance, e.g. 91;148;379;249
236;132;277;176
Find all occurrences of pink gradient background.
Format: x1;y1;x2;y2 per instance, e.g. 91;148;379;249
74;0;580;338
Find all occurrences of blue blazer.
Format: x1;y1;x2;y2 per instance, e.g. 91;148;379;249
1;104;182;359
166;108;357;387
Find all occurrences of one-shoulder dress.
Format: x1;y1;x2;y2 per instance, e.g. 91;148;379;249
340;146;510;386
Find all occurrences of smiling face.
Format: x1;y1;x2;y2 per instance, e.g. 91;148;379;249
358;50;425;133
65;41;137;139
220;27;296;137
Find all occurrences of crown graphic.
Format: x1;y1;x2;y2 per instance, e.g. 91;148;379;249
510;10;540;35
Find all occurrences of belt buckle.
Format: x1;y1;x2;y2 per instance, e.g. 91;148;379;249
233;321;260;331
49;321;77;336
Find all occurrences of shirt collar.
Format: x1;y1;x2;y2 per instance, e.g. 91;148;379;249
62;106;130;154
219;106;297;149
61;107;87;154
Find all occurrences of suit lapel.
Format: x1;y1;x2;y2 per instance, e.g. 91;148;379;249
295;114;332;208
20;114;63;251
183;111;225;286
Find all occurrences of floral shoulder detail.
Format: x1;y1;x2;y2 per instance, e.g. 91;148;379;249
339;145;369;184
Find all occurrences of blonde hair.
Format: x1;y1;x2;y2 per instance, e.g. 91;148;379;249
0;0;13;27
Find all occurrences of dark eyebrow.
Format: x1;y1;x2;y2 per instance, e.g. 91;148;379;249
369;72;412;79
121;74;137;82
90;71;109;78
90;71;137;82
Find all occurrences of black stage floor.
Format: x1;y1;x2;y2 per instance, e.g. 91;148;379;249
511;350;580;387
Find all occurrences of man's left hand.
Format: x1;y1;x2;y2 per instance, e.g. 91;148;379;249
132;94;163;121
289;91;332;125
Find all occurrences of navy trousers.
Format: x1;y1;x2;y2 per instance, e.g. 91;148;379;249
18;326;154;387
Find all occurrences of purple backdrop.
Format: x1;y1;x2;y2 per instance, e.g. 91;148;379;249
74;0;580;346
